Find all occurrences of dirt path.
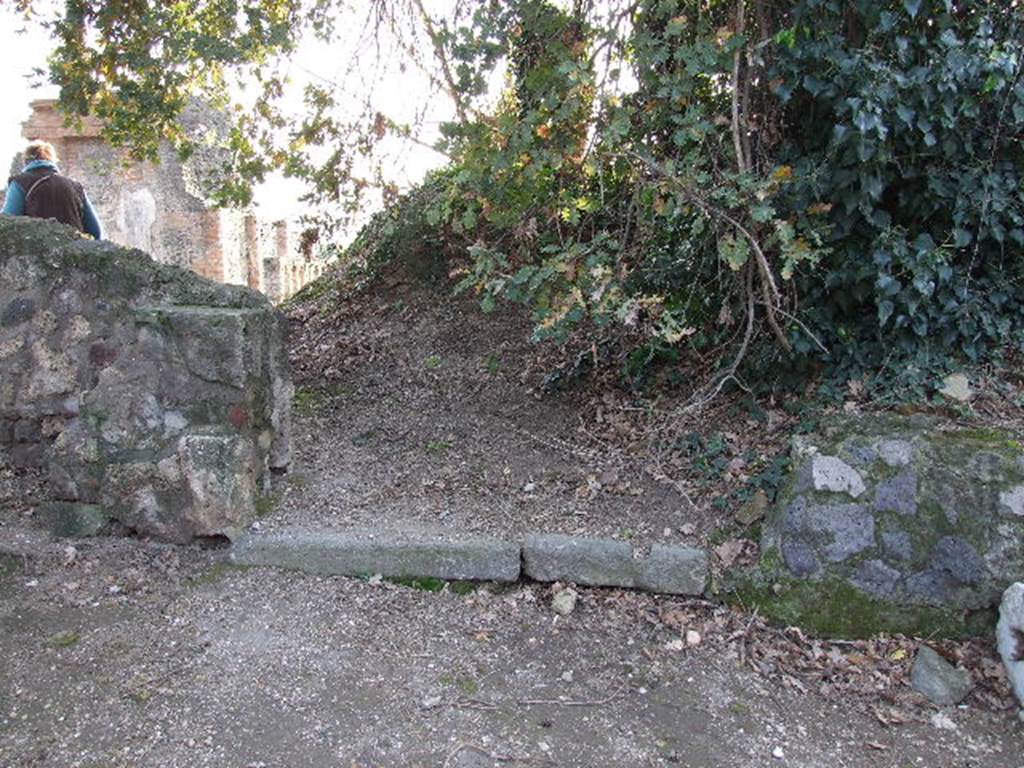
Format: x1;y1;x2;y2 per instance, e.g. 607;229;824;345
273;278;727;547
0;527;1020;768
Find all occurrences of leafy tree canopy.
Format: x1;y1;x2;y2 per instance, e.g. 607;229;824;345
13;0;1024;396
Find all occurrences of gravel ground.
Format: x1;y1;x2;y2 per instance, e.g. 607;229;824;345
1;517;1021;768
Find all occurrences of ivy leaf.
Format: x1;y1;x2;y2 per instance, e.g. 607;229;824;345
878;300;895;326
718;234;750;271
903;0;922;18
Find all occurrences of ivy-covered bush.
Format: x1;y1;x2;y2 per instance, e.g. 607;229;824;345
40;0;1024;386
432;0;1024;383
774;1;1024;369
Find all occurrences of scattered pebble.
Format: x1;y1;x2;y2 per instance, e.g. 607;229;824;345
772;746;785;760
685;630;702;648
551;588;578;616
930;712;958;731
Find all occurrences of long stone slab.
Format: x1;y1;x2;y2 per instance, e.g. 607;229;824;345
522;533;708;596
230;530;521;582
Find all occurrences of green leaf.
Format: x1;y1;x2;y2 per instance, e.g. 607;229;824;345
718;234;750;272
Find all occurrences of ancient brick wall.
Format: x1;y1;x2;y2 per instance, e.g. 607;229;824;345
12;100;328;303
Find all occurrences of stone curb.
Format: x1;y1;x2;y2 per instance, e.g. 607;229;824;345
231;530;709;597
522;533;708;596
230;531;522;582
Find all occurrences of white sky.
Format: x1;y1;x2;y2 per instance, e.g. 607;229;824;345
0;4;454;225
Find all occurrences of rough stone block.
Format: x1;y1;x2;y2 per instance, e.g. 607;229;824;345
997;583;1024;707
760;416;1024;635
522;533;638;588
523;534;709;595
874;469;917;516
11;442;45;468
911;646;973;706
809;455;866;498
13;418;41;443
639;544;708;596
0;217;293;543
230;531;521;582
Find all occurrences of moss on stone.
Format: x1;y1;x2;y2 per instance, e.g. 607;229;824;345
725;567;993;639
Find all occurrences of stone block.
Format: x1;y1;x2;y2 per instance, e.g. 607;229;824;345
522;533;638;588
639;544;708;596
1;296;35;327
178;432;257;539
0;217;293;544
874;469;917;515
231;531;521;582
11;442;45;468
759;416;1024;634
877;439;913;467
13;418;41;443
523;534;708;595
809;455;866;498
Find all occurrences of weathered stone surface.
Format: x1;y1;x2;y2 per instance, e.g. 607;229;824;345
808;455;866;498
230;531;521;582
911;646;973;706
523;534;708;595
997;583;1024;707
877;439;913;467
1000;485;1024;517
639;545;708;596
39;502;110;538
782;539;819;577
754;415;1024;636
852;559;901;598
0;216;292;543
882;530;914;561
874;469;917;516
523;533;636;587
783;497;874;564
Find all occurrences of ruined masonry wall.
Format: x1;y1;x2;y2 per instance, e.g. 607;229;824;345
18;100;327;303
0;217;293;543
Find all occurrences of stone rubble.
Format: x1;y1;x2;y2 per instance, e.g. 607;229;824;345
910;646;974;706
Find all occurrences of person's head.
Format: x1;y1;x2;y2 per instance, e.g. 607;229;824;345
24;139;58;165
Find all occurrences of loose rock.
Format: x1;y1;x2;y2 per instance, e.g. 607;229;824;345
551;587;578;616
939;373;972;403
911;646;973;706
997;582;1024;707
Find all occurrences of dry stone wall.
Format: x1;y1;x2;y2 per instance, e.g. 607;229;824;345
0;216;292;543
745;415;1024;637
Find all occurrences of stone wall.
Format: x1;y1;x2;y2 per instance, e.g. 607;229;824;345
741;415;1024;637
11;100;328;303
0;216;293;543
